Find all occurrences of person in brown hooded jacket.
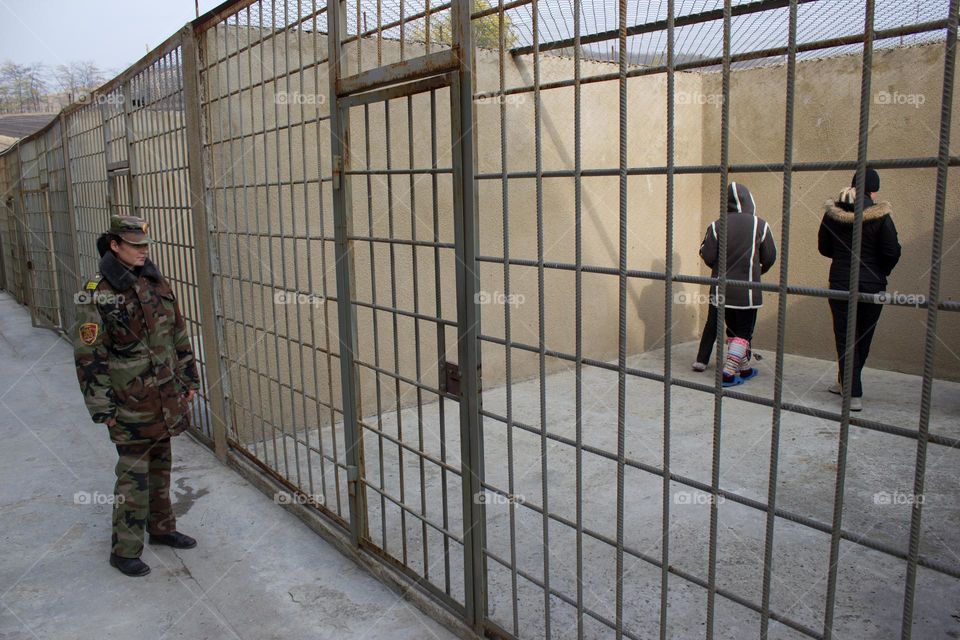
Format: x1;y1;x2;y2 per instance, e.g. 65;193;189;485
818;169;901;411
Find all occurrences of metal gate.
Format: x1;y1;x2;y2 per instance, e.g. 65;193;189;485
337;69;482;610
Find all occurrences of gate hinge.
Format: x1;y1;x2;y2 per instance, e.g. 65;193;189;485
332;154;343;190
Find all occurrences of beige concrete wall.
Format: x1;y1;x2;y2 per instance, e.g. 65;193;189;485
700;43;960;381
205;25;709;443
203;26;960;445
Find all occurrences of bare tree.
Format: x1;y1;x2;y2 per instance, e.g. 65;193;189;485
53;61;105;102
0;61;50;113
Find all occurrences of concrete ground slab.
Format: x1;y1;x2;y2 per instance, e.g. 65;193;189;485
249;328;960;639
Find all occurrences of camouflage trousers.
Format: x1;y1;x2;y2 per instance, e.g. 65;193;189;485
112;438;176;558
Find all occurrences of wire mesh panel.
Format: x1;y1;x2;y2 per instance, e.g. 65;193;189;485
199;0;352;524
42;120;80;333
0;150;26;304
65;102;110;280
17;136;62;329
128;44;215;443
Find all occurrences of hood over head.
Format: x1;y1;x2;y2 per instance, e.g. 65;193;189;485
726;181;756;215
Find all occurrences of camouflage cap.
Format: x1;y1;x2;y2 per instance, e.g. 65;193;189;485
109;215;152;245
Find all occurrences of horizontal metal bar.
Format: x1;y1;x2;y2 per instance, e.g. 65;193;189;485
228;438;351;525
346;235;456;250
477;334;960;448
361;478;464;542
345;168;453;175
204;115;333;146
340;73;452;109
474;156;960;180
193;0;262;34
479;407;960;581
337;50;459;97
474;257;960;312
354;358;445;398
358;419;462;476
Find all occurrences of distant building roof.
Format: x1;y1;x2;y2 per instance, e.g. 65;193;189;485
0;113;58;141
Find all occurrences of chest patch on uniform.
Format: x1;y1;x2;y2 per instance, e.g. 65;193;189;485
85;277;101;291
79;322;100;345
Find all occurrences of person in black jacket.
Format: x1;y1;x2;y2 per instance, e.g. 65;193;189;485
696;182;777;386
818;169;901;411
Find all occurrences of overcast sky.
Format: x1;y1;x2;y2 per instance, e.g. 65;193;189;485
0;0;223;75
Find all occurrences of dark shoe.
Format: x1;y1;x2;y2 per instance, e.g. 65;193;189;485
110;553;151;577
149;531;197;549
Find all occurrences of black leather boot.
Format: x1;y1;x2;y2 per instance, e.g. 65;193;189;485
109;553;151;577
149;531;197;549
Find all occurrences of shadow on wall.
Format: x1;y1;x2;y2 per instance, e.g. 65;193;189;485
631;254;703;353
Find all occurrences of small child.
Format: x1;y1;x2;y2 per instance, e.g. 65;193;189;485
695;182;777;386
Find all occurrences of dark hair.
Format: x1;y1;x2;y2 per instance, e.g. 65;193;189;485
96;233;124;257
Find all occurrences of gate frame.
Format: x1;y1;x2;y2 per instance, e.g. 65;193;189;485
327;0;488;626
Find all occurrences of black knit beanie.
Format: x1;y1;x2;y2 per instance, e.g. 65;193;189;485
851;168;880;193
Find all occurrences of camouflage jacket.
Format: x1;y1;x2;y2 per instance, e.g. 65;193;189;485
74;253;200;444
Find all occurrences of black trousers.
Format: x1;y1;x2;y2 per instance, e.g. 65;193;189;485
828;299;883;398
696;306;758;365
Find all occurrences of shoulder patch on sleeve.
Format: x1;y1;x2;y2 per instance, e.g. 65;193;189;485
85;275;103;291
79;322;100;345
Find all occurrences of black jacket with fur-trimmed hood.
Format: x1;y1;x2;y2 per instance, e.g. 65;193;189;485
817;187;901;293
699;182;777;309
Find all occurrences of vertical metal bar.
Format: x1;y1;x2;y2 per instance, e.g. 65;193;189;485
267;0;292;481
760;2;798;637
660;1;675;637
277;0;305;489
294;0;318;503
429;85;452;596
244;5;274;467
121;81;142;216
532;0;553;634
182;25;232;462
901;1;958;637
228;11;256;456
706;1;732;637
362;101;388;550
383;99;409;564
497;0;519;631
59;113;83;290
328;0;368;546
615;0;628;633
823;2;874;637
407;92;430;580
311;0;337;515
450;0;485;624
572;0;584;632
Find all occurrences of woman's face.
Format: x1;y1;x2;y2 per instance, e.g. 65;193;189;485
110;238;149;269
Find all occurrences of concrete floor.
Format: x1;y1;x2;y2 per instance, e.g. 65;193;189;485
255;332;960;639
0;292;457;640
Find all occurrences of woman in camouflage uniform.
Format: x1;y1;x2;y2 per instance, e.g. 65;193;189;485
74;215;201;577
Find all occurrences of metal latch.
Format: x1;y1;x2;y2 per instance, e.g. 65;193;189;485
443;361;461;397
